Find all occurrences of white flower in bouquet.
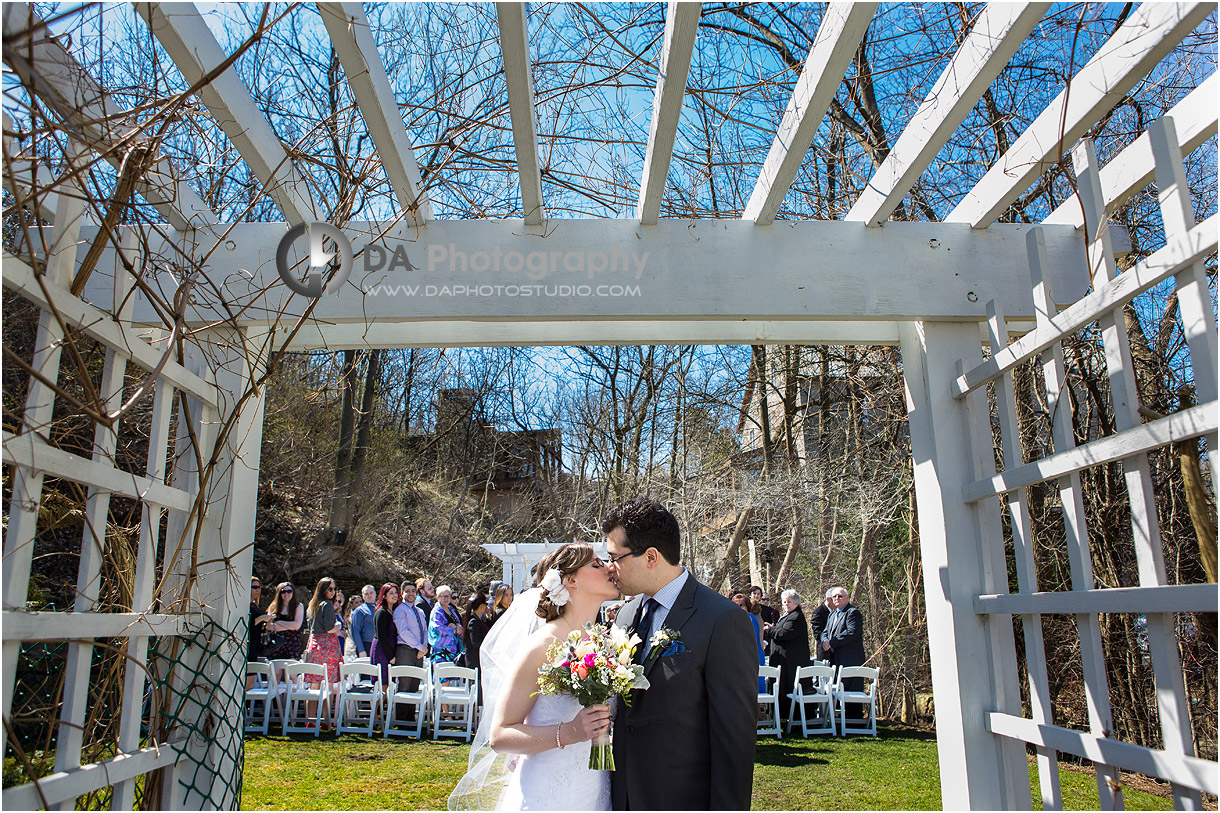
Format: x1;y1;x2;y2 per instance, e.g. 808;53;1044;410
535;622;650;770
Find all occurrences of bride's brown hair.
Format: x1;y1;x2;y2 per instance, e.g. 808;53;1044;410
534;543;597;622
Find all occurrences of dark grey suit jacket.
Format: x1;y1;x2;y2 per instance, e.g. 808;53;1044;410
612;576;758;810
820;603;865;668
808;603;830;648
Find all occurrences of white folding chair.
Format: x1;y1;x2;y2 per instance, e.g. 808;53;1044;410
244;661;284;735
266;659;295;727
385;665;431;739
336;662;384;736
269;657;294;678
756;664;782;738
431;664;479;742
282;662;331;736
833;666;879;737
786;664;836;737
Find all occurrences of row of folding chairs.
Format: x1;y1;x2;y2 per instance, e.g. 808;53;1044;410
757;662;878;739
245;658;480;741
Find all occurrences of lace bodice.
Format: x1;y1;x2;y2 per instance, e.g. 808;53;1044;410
496;693;611;811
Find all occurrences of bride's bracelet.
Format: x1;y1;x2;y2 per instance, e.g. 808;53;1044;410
554;723;565;750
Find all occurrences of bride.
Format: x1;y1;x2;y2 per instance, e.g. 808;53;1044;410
449;543;621;811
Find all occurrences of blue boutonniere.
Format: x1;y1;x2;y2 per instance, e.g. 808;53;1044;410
648;627;684;660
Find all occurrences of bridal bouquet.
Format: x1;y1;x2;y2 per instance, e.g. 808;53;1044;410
535;623;650;770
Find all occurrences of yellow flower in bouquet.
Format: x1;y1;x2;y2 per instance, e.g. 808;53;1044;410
535;623;650;770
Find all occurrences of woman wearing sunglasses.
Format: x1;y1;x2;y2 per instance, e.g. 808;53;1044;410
265;582;305;660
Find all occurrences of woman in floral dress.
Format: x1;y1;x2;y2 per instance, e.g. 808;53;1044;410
428;585;465;664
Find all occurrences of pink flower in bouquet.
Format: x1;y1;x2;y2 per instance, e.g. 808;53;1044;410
536;623;651;771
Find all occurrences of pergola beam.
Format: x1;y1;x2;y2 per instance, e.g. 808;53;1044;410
846;2;1050;227
230;318;1051;353
636;2;701;225
1043;73;1218;229
136;2;316;226
317;2;432;226
1;6;216;231
948;1;1212;229
3;112;61;222
742;2;878;225
496;3;544;225
76;218;1090;330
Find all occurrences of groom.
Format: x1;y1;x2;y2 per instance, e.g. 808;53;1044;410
603;497;757;810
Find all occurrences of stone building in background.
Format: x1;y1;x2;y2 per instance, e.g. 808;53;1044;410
407;388;563;527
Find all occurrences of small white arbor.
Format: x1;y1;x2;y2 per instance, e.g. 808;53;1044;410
482;541;610;594
2;2;1216;810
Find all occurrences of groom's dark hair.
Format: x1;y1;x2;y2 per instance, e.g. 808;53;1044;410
602;497;681;565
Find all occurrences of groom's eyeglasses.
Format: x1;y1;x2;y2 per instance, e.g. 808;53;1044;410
605;548;646;566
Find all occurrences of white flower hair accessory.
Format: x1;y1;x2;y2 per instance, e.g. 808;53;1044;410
539;568;570;607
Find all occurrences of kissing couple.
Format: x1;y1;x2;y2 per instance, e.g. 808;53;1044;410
449;497;758;811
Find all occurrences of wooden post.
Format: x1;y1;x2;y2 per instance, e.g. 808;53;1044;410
1;150;87;723
899;321;1030;809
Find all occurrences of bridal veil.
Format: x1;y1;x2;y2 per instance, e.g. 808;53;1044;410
447;587;545;810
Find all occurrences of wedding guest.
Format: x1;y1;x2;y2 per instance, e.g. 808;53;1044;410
765;588;811;726
732;591;767;693
303;577;343;726
246;578;274;691
370;583;399;683
603;601;623;623
394;581;429;698
488;583;513;625
428;584;464;664
463;591;491;672
349;584;376;659
752;585;779;625
819;586;867;718
809;588;834;658
333;588;348;656
247;577;272;663
747;596;768;692
265;582;305;660
415;577;436;617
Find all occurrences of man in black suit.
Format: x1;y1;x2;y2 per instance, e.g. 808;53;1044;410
819;586;867;718
808;589;833;654
414;577;436;618
605;497;757;811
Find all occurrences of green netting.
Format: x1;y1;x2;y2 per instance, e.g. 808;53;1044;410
5;641;67;759
144;617;247;810
4;616;247;810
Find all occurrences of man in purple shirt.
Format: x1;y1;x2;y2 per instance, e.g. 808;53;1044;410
394;582;429;713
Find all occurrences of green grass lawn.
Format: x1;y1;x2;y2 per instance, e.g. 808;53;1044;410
241;723;1177;810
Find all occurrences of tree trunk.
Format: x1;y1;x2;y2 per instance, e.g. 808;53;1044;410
400;347;417;432
710;506;756;592
328;350;359;532
752;345;774;475
901;489;920;724
342;348;381;546
1173;386;1217;585
773;501;802;591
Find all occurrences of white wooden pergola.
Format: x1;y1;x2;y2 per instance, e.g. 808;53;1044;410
482;541;610;594
2;2;1216;809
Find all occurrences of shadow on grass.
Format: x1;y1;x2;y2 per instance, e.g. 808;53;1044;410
756;722;937;766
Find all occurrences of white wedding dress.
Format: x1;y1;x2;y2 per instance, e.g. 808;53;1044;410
448;588;611;812
495;693;610;811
